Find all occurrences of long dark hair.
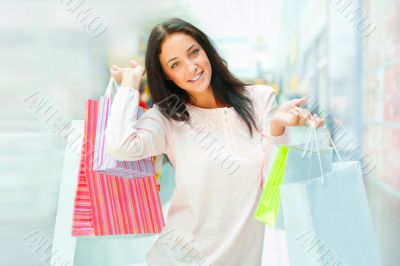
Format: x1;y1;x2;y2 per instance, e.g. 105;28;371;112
145;18;258;137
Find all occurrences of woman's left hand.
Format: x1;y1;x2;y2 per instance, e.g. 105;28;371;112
270;97;325;136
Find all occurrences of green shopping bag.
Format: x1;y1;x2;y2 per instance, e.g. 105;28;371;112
254;146;289;227
254;127;334;228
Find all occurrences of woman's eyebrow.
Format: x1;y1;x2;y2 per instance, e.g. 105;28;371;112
167;44;196;64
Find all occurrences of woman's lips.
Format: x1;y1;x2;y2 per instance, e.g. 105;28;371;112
188;71;203;82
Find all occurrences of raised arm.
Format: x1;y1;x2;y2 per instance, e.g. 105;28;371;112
255;85;291;150
104;60;171;161
104;86;170;161
256;84;325;150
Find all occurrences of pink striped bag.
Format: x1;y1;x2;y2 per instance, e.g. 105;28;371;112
72;99;165;236
93;78;156;178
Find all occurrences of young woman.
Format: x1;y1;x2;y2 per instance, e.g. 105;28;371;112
105;18;323;266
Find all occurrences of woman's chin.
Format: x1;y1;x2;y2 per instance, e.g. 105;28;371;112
192;85;210;94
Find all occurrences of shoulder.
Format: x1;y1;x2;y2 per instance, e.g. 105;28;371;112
244;84;276;109
137;104;173;130
245;83;275;97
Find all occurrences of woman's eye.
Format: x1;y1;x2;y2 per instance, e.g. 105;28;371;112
192;49;200;55
171;62;178;69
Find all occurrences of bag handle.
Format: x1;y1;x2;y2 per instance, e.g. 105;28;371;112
302;122;344;184
306;124;325;183
326;126;343;162
105;76;118;98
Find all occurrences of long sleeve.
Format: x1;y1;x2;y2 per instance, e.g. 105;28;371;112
253;84;291;188
255;84;290;150
104;87;171;162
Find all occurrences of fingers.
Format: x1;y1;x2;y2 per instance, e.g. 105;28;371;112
315;116;325;128
110;65;121;74
293;96;325;128
308;114;325;128
109;65;123;84
296;107;325;128
111;59;143;72
135;65;146;75
130;59;145;72
130;60;146;75
297;108;312;125
130;60;139;68
110;60;146;85
294;97;308;107
289;107;300;117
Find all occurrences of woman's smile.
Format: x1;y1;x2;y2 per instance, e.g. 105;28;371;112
188;71;204;82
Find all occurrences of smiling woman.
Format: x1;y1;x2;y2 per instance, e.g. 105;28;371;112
158;33;214;105
144;18;262;138
104;18;323;266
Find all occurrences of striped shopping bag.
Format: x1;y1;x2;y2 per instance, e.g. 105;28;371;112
93;77;155;178
71;99;165;236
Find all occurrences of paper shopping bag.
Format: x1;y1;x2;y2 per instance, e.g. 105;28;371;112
93;78;155;178
255;144;333;229
280;161;382;266
71;99;165;236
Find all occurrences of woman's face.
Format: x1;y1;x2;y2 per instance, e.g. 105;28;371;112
159;32;212;96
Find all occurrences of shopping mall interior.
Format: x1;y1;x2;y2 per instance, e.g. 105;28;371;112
0;0;399;265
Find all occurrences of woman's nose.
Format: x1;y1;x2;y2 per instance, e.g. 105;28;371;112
183;57;196;70
188;63;198;73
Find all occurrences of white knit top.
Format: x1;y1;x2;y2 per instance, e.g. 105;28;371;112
105;84;289;266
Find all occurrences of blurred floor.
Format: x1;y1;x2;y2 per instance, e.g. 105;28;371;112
366;177;400;266
0;0;399;265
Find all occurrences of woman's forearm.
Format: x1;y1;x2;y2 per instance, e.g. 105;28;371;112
270;118;286;137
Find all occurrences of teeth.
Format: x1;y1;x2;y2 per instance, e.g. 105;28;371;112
190;71;202;82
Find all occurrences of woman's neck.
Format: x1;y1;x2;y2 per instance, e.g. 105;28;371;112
189;85;227;109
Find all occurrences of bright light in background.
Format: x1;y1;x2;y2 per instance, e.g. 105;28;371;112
101;0;283;79
180;0;282;78
0;0;398;265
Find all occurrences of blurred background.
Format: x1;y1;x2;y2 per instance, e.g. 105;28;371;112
0;0;399;265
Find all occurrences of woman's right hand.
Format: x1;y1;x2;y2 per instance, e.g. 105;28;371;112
110;59;146;90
